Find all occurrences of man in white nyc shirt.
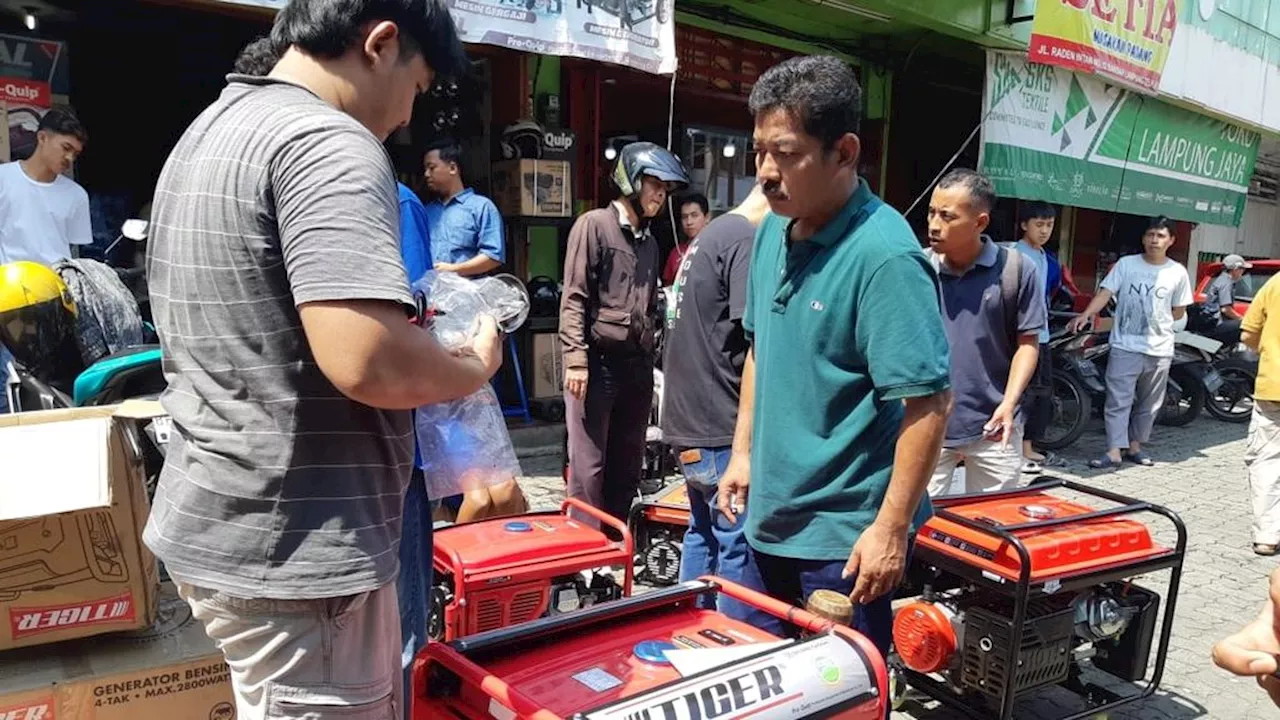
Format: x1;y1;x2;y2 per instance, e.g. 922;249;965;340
0;108;91;413
0;108;92;266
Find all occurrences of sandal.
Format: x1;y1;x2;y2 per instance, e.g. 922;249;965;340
1122;451;1154;467
1021;460;1043;475
1254;543;1279;556
1088;455;1120;470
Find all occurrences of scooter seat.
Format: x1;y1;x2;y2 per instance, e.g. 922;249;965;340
73;345;163;406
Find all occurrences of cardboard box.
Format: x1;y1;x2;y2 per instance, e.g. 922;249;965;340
531;332;564;399
0;402;163;651
0;583;235;720
492;159;572;217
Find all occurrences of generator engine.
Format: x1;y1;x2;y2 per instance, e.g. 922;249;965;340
430;499;634;642
629;482;690;586
894;582;1160;700
892;481;1185;720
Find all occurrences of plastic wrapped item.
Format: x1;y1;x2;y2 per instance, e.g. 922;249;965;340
417;383;522;499
413;271;528;498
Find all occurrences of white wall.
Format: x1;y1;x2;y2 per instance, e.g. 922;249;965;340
1190;199;1280;278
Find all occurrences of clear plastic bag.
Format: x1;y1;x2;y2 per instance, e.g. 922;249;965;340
416;383;522;499
412;272;526;498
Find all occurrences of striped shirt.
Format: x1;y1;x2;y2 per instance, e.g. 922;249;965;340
142;76;415;600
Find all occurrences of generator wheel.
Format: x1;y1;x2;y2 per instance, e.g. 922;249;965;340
889;667;908;711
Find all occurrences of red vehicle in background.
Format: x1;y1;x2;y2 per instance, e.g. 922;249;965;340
1194;258;1280;315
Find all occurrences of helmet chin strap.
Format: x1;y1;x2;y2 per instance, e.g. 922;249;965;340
628;196;652;231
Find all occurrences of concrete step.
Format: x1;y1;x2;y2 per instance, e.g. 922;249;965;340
507;419;565;460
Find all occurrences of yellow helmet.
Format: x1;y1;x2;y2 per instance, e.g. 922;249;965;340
0;261;76;316
0;261;81;387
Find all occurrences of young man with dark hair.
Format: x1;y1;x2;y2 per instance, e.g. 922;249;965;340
143;2;494;718
1013;201;1060;472
423;139;505;277
925;169;1044;496
664;192;709;285
718;55;951;653
561;141;690;523
0;107;92;416
662;185;770;626
1070;216;1192;469
227;35;436;716
0;108;92;266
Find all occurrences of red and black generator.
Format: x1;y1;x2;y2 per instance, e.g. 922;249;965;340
414;578;889;719
891;479;1186;719
629;481;692;586
429;498;634;641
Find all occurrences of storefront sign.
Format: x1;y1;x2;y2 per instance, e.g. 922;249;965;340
980;51;1260;227
1028;0;1178;93
0;34;67;163
206;0;676;75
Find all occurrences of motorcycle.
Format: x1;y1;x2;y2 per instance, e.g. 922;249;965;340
1197;323;1257;424
2;221;168;488
1154;332;1220;428
1038;320;1108;451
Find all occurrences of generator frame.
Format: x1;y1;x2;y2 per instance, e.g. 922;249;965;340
432;498;635;641
416;578;889;720
900;479;1187;720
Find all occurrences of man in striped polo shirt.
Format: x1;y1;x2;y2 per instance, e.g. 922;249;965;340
142;2;497;718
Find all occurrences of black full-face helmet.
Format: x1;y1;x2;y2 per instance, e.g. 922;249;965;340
611;142;690;199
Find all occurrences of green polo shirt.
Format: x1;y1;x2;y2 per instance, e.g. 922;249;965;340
743;179;950;560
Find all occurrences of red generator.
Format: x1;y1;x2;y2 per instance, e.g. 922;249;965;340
414;578;889;719
430;498;634;641
630;481;692;586
891;479;1186;720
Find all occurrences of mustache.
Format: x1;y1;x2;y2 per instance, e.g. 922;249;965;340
761;180;787;199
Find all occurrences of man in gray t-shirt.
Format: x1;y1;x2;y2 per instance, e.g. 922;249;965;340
143;3;497;717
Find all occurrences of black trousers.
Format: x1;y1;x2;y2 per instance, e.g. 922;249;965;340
565;355;654;524
1025;342;1053;444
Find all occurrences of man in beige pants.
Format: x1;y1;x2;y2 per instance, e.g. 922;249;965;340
1242;274;1280;555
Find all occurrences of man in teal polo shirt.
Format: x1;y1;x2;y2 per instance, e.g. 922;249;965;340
718;55;952;655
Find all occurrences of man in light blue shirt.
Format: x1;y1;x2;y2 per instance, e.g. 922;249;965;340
423;139;505;276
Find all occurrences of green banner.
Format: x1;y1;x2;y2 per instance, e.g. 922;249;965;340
980;51;1260;226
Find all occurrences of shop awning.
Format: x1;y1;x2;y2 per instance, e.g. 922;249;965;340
980;51;1261;227
195;0;676;74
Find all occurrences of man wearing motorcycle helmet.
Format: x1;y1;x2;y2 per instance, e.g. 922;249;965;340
560;141;689;523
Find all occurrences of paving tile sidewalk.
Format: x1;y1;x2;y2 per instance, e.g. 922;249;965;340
515;416;1273;719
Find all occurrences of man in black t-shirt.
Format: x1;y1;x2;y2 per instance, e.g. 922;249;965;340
662;185;774;629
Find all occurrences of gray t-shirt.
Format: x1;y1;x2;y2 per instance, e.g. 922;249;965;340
142;77;415;600
1203;272;1236;325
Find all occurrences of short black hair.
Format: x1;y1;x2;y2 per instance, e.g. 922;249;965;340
679;193;709;215
271;0;469;80
38;108;88;145
234;36;283;76
1146;215;1176;235
936;168;996;214
748;55;861;149
425;138;461;166
1019;201;1057;224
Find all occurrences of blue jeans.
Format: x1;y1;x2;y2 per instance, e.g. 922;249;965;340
676;446;772;630
397;468;432;720
753;550;896;658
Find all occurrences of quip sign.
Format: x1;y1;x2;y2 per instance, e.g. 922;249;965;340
1029;0;1178;93
980;51;1260;227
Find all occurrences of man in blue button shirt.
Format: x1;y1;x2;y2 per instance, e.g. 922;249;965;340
423;139;505;276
